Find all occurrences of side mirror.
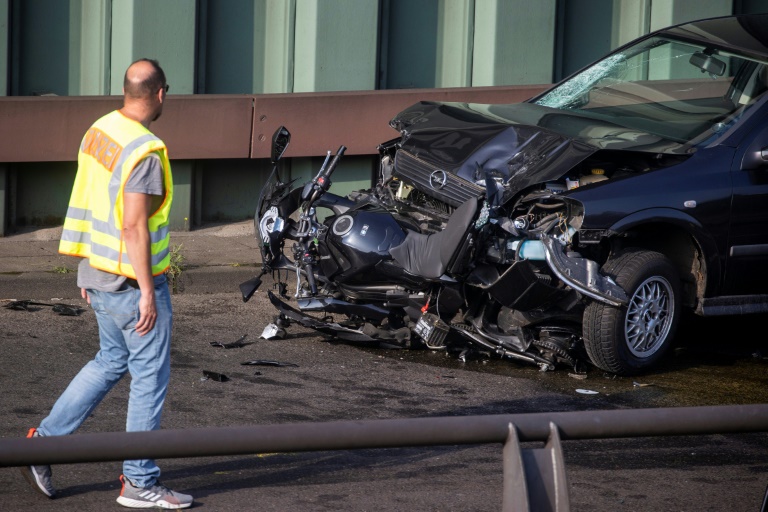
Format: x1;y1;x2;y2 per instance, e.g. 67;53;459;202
690;52;726;77
271;126;291;164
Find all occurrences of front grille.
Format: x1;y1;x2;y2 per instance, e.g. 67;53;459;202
394;151;484;208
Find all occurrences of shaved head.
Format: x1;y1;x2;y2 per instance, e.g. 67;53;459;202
121;58;168;125
123;59;166;100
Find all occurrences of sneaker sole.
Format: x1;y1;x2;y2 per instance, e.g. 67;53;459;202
116;495;191;509
19;466;55;498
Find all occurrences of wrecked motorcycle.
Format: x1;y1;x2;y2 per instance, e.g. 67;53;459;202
240;126;626;372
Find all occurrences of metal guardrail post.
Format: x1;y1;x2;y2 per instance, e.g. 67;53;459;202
502;422;570;512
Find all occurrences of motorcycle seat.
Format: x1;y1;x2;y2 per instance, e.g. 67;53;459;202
389;198;478;279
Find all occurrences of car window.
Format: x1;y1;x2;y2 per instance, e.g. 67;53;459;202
535;37;768;146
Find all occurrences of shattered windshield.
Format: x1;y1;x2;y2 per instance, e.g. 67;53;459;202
535;36;768;146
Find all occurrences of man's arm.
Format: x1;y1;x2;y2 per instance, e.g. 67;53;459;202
123;191;156;336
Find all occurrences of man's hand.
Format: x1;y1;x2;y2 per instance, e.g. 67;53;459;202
134;290;157;335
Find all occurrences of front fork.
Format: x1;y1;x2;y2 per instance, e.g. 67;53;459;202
292;239;319;296
293;207;320;297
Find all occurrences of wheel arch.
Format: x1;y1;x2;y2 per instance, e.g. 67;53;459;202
605;209;721;309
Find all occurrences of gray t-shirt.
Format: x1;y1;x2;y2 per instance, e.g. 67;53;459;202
77;153;165;291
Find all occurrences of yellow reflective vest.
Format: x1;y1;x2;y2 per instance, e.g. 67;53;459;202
59;110;173;278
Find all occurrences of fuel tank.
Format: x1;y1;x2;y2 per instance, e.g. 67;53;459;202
320;209;408;283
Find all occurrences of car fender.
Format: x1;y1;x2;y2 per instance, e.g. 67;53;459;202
606;207;722;293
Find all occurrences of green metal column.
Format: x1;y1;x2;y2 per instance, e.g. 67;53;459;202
110;0;197;229
263;0;296;93
1;0;8;235
472;0;556;86
612;0;652;48
293;0;378;92
200;0;295;94
291;0;379;195
69;0;111;95
109;0;196;94
170;161;193;231
199;0;259;94
647;0;730;80
0;0;7;96
15;162;76;226
649;0;731;31
435;0;474;87
737;0;768;14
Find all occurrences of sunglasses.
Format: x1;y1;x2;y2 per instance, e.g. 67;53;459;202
162;84;170;93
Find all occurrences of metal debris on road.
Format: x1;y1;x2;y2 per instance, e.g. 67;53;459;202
241;360;299;367
260;323;286;339
202;370;229;382
3;299;85;316
209;334;251;349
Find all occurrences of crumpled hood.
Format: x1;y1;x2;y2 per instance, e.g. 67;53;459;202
390;100;685;193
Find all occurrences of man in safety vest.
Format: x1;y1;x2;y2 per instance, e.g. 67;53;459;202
21;58;193;510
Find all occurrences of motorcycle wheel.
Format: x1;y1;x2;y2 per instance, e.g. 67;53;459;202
583;249;680;375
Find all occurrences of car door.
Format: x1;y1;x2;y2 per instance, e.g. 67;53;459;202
724;121;768;295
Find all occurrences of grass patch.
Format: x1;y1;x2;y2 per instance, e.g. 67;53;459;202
165;243;186;294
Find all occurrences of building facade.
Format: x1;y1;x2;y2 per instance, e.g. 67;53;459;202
1;0;766;232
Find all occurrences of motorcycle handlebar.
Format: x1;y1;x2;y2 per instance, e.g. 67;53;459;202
305;265;317;295
300;144;345;297
323;145;347;179
307;145;347;206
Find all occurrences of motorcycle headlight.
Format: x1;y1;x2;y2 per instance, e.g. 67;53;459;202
259;206;284;244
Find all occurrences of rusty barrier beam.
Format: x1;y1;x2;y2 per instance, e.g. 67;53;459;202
249;85;548;158
0;86;548;162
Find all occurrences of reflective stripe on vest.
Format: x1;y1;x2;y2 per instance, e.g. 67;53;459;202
59;110;173;278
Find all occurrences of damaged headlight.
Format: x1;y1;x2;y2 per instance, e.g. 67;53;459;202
259;206;285;244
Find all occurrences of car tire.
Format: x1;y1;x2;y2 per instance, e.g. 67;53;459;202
583;249;681;375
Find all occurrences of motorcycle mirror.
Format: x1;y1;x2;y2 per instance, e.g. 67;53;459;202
271;126;291;164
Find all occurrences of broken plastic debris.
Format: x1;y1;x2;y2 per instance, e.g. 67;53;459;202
568;372;588;380
241;360;298;367
260;323;286;339
52;304;84;316
210;334;251;349
575;388;599;395
202;370;229;382
3;300;84;315
632;381;655;388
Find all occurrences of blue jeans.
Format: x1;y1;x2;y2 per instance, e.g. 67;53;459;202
38;275;172;487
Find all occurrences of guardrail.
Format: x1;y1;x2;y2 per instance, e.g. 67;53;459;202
2;404;767;511
0;85;549;162
0;85;549;236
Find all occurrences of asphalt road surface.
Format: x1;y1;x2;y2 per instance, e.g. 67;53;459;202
1;281;766;511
